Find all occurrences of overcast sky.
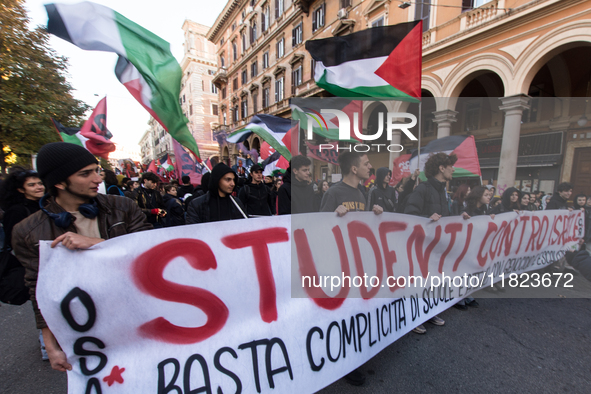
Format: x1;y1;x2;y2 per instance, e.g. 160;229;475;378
24;0;226;151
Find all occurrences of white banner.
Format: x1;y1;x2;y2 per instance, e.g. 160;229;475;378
37;210;583;394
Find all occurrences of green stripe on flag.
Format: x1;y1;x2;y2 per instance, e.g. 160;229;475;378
418;167;479;182
317;73;420;102
114;12;200;159
60;132;84;147
233;125;292;161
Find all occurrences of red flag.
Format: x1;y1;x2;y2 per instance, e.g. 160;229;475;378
80;97;113;139
79;97;115;159
390;154;412;186
173;138;202;186
147;160;158;174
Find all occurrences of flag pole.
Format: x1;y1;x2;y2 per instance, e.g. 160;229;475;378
416;100;422;186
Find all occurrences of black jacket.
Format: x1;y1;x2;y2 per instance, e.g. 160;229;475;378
404;177;450;217
277;167;315;214
177;184;194;199
162;194;185;226
396;176;417;213
238;181;274;216
135;185;165;225
545;193;569;210
2;199;41;251
186;163;246;223
367;167;396;212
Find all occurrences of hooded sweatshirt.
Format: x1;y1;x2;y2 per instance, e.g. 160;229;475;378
186;164;245;223
277;166;315;214
367;167;396;212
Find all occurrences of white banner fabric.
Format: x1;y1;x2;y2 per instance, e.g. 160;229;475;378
37;210;583;394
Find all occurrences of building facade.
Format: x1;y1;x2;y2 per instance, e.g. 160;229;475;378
208;0;591;196
139;20;220;168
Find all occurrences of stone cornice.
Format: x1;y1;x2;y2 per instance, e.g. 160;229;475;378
207;0;245;43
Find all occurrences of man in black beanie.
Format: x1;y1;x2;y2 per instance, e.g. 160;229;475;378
11;142;152;372
186;163;246;223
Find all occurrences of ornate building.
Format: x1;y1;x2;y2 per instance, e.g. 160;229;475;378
208;0;591;195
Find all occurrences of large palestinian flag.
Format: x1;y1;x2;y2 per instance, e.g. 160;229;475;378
409;135;482;179
45;2;201;161
51;118;115;159
305;21;422;100
227;115;294;162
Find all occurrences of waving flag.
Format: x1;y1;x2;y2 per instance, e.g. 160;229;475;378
158;154;174;172
173;138;202;185
146;160;158;174
45;2;201;160
409;135;482;179
80;96;112;139
227;115;293;161
305;21;422;100
51;118;115;159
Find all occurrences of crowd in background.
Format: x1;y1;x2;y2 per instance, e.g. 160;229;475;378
1;152;591;373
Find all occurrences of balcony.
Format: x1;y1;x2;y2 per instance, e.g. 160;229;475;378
460;0;506;31
212;67;228;87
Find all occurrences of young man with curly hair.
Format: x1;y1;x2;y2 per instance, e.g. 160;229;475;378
404;152;458;333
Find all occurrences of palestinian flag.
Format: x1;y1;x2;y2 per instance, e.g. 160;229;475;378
291;97;361;142
409;135;482;179
51;118;115;159
227;115;293;161
158;154;174;172
305;21;422;100
45;2;202;161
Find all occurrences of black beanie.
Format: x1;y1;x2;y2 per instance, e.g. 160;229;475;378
36;142;99;187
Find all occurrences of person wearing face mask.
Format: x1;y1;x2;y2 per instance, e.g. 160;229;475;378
545;183;573;210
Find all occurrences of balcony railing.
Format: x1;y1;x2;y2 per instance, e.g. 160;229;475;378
460;0;506;31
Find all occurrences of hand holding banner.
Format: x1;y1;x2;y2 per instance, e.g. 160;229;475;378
37;210;584;393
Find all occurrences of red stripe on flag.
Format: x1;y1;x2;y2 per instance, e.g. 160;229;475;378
452;136;482;177
122;79;166;129
374;21;422;99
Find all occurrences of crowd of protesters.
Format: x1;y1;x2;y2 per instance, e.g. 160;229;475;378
1;142;591;387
